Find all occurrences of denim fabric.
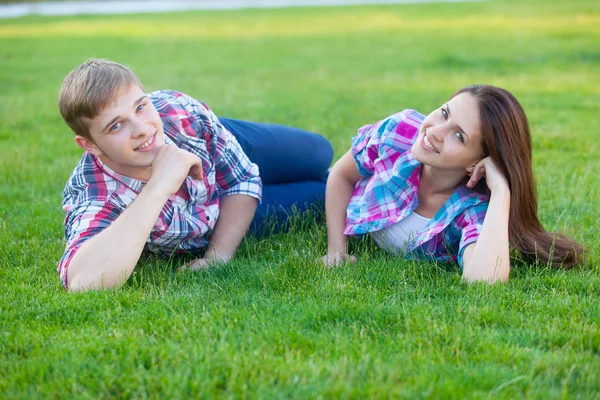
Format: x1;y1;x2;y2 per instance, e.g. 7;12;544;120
220;118;333;236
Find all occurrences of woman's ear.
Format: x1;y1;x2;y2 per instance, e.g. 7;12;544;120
75;135;103;157
466;161;479;176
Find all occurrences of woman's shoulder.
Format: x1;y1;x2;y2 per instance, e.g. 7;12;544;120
355;109;423;141
373;109;425;148
372;109;424;132
394;109;425;125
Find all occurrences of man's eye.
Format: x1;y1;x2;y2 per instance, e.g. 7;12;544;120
136;103;145;113
110;122;121;131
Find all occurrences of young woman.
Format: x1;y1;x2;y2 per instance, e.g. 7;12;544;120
323;85;585;282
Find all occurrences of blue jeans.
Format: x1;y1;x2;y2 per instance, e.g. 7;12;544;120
220;118;333;236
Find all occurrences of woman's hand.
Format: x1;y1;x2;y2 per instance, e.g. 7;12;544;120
320;252;357;267
467;156;510;194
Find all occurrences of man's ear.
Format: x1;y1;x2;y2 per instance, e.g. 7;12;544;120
75;135;103;157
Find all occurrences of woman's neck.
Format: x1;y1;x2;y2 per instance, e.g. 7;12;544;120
419;165;467;196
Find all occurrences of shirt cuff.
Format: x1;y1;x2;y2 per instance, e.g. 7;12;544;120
219;177;262;202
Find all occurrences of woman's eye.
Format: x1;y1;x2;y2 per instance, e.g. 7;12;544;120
441;108;448;119
455;131;464;143
136;103;145;113
110;122;121;131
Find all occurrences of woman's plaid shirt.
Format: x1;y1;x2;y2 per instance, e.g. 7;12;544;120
345;110;489;267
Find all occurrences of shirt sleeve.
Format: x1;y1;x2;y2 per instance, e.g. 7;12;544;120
57;199;125;289
351;111;421;177
209;115;262;199
351;119;386;177
456;203;488;268
178;93;262;201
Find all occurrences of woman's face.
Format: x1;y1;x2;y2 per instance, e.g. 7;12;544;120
412;92;486;172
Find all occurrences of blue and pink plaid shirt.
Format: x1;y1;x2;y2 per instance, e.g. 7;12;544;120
58;90;262;288
345;110;489;267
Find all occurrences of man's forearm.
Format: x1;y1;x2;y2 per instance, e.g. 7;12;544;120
67;184;170;292
204;194;258;261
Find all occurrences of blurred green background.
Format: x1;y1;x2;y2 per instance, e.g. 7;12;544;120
1;0;599;398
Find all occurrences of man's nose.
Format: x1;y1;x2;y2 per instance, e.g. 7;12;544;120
131;117;148;137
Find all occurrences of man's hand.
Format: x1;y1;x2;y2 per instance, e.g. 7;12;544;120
177;251;228;272
177;258;212;272
147;145;203;196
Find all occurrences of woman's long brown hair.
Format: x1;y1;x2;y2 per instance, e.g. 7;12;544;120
453;85;586;268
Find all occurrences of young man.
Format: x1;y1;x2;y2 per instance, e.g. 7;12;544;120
58;59;332;292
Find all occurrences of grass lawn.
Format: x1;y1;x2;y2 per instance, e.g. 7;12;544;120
1;0;599;398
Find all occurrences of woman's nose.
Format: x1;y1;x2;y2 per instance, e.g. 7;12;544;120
428;124;445;142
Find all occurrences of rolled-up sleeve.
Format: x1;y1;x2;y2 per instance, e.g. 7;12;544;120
456;203;488;269
351;120;384;177
170;91;262;201
204;111;262;200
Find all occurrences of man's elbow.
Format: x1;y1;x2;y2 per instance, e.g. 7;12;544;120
66;270;122;292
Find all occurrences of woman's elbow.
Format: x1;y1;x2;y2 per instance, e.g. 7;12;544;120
462;264;510;284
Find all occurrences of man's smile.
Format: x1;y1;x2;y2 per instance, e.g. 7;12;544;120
135;134;156;151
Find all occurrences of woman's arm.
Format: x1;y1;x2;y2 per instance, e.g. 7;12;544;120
323;150;364;266
462;157;511;283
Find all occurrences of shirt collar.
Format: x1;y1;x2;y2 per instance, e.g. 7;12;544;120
387;149;489;249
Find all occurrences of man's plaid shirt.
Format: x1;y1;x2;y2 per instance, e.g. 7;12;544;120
58;90;262;288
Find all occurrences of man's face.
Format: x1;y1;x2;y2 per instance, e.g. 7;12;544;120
76;84;165;181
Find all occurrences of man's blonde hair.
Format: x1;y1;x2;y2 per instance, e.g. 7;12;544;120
58;58;144;141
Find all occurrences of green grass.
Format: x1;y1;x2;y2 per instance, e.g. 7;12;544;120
1;0;599;398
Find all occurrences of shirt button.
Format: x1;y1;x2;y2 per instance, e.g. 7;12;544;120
206;215;210;221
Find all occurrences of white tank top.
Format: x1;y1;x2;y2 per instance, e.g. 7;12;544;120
371;212;431;254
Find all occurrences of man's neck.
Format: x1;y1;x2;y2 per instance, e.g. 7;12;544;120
98;154;152;182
